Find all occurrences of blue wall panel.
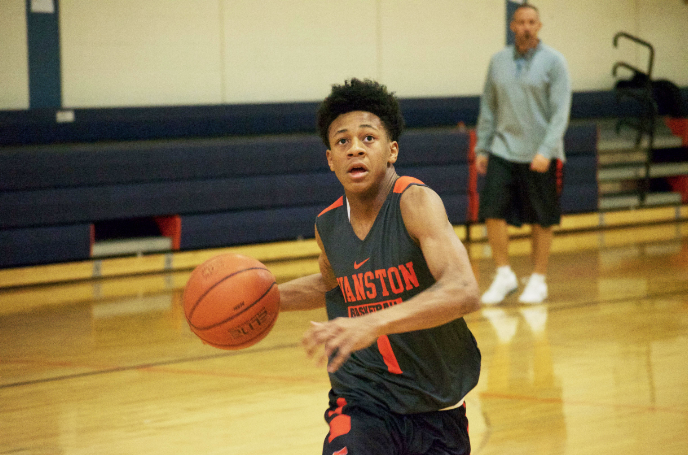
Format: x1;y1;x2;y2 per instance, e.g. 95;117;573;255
26;0;62;109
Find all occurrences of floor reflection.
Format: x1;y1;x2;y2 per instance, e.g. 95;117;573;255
1;228;687;454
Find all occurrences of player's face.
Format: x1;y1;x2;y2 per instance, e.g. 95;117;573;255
326;110;398;195
510;7;541;52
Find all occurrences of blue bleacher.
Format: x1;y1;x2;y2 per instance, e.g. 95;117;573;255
0;121;598;268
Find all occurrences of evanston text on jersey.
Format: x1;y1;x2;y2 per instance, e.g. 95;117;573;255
336;261;420;306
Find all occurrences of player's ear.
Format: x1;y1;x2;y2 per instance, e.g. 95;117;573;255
388;141;399;164
326;149;335;171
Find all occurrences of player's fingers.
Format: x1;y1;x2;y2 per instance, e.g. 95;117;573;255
314;348;329;368
327;346;351;373
302;322;326;357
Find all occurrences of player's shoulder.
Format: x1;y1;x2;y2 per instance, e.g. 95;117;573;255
398;180;448;242
318;195;345;218
393;176;425;194
397;178;443;213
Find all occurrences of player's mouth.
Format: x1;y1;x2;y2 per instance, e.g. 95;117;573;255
347;162;368;179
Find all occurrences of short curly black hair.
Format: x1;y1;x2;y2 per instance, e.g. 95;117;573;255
316;78;405;148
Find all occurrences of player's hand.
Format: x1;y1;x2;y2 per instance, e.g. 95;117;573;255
475;155;489;175
530;154;551;173
302;317;380;373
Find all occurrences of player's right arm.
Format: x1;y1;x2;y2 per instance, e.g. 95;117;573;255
474;57;497;173
278;226;338;312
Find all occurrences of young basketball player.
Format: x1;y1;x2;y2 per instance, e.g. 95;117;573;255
279;78;481;455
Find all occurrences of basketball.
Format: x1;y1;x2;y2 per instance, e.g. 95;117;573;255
183;253;280;350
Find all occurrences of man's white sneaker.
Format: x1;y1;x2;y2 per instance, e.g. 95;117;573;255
481;268;518;305
518;275;548;304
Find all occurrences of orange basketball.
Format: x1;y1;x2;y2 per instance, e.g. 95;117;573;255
183;253;280;350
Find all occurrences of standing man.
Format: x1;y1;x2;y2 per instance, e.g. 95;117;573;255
475;3;572;305
279;78;482;455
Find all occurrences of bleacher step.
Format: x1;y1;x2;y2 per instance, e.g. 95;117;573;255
597;149;647;165
91;237;172;258
598;162;688;181
599;192;683;210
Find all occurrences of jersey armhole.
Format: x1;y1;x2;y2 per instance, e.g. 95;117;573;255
393;176;425;194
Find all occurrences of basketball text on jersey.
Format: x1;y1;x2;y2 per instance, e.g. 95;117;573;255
348;298;402;317
336;261;420;304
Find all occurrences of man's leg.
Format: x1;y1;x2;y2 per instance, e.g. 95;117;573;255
519;224;552;304
481;218;518;305
531;224;553;275
486;218;510;267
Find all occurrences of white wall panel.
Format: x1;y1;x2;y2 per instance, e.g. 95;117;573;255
380;0;504;97
541;0;639;91
0;0;29;110
60;0;223;107
1;0;686;108
638;0;688;85
222;0;378;103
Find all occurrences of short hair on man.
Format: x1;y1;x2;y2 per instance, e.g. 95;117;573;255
316;78;405;148
512;3;539;20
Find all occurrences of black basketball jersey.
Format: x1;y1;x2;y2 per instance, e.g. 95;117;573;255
315;176;481;415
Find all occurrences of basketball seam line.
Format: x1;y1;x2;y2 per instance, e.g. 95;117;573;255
188;266;268;318
189;280;277;331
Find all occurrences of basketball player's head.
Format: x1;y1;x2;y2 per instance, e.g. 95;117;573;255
317;78;405;148
511;3;541;53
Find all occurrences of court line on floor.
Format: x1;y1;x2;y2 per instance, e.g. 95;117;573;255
0;341;306;390
3;288;686;390
474;287;688;317
137;363;327;384
480;391;688;416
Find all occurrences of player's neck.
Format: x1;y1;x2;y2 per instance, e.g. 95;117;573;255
346;171;397;239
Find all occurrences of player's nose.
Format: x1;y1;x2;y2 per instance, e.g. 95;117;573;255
348;138;365;156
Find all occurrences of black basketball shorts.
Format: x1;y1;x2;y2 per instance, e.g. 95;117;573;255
478;154;563;228
322;396;471;455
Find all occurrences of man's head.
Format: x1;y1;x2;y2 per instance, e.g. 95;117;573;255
510;4;541;53
316;78;405;148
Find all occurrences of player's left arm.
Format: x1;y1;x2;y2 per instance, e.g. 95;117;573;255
383;184;482;330
303;185;480;372
532;55;572;172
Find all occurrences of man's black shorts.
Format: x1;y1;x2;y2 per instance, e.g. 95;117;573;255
322;396;470;455
478;154;563;227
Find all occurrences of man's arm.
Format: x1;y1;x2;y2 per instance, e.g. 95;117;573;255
302;185;480;372
475;59;497;159
278;228;336;312
535;54;572;159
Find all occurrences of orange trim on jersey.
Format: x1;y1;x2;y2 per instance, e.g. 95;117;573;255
377;335;403;374
327;397;348;417
393;176;424;193
328;414;351;443
319;196;344;217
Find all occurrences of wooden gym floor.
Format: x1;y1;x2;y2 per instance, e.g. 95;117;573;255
1;213;688;454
